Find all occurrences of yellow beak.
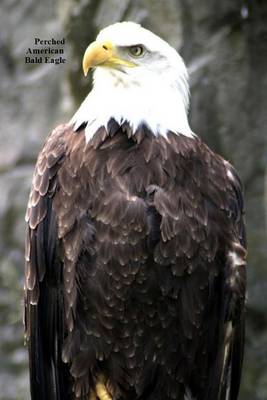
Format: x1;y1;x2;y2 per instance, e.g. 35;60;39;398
82;40;136;76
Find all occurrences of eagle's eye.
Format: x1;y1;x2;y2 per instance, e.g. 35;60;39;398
129;45;145;57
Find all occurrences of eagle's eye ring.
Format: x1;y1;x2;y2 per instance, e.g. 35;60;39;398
129;45;145;57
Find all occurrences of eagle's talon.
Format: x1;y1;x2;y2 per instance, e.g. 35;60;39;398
95;375;113;400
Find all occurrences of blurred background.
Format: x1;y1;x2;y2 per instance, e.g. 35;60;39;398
0;0;266;399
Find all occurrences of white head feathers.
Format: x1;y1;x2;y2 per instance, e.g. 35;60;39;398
70;21;194;141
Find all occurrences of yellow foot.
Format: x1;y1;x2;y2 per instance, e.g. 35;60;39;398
89;375;113;400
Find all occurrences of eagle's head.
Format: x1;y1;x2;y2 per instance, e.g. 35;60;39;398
72;22;193;141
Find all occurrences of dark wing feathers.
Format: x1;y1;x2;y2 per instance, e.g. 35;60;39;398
223;163;246;400
25;124;72;400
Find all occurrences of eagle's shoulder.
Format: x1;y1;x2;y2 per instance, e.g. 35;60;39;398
25;124;69;229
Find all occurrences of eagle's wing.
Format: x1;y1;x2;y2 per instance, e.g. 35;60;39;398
24;124;73;400
206;161;247;400
221;164;246;400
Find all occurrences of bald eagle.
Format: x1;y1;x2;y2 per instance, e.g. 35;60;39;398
25;22;247;400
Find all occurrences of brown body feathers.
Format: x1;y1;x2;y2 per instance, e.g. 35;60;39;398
25;120;246;400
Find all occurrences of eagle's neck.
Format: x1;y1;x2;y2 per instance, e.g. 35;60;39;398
70;69;194;142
